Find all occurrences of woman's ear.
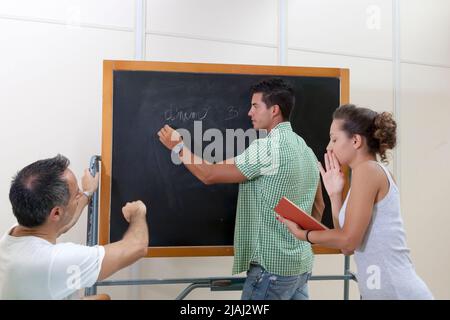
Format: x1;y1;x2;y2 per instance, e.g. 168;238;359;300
352;134;363;149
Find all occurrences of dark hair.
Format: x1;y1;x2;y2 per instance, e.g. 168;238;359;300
250;78;295;120
333;104;397;163
9;154;71;227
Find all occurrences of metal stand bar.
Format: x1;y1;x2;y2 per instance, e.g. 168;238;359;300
93;272;356;299
344;255;351;300
176;283;211;300
85;155;101;297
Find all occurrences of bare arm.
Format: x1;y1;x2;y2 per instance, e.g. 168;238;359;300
330;194;344;230
278;162;380;253
308;165;378;251
180;148;247;184
57;170;99;237
311;180;325;222
98;201;148;281
158;125;247;184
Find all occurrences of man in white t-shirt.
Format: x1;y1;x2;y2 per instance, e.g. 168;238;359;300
0;155;149;299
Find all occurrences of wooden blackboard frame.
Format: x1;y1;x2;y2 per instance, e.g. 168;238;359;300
100;60;350;257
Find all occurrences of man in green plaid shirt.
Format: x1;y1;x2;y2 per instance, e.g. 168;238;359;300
158;78;324;300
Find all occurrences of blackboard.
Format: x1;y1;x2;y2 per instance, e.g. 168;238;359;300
100;61;349;257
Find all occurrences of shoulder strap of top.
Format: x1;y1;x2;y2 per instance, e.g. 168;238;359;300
373;161;397;189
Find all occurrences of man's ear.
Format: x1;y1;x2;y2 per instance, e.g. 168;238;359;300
352;134;363;149
48;207;63;222
272;104;282;118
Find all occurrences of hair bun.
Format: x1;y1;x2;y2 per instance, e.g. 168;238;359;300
373;112;397;161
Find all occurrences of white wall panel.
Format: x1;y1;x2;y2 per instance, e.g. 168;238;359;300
309;255;360;299
288;50;393;112
0;0;135;29
0;19;134;243
400;0;450;66
146;34;278;65
146;0;277;46
288;0;392;59
400;63;450;299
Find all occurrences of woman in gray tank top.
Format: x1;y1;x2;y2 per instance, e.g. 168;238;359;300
278;104;433;300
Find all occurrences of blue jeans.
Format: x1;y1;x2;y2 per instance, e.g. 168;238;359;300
241;263;311;300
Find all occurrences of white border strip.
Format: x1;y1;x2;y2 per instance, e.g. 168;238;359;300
393;0;401;188
278;0;288;65
135;0;146;59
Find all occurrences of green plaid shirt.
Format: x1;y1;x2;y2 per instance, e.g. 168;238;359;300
233;122;319;276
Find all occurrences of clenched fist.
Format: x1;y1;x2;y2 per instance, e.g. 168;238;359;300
122;200;147;223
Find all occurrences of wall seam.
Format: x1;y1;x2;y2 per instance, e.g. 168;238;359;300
0;14;133;32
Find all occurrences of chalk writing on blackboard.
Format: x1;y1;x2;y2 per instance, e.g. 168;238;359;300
225;106;239;121
164;105;210;122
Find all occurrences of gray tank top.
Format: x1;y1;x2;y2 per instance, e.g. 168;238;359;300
338;162;433;299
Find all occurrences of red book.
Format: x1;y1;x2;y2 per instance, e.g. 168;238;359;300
274;197;328;231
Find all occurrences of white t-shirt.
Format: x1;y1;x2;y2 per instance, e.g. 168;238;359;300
0;226;105;300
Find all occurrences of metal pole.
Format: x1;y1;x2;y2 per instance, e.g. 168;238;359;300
278;0;288;65
93;270;356;299
85;155;101;297
392;0;401;189
175;283;211;300
343;255;350;300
